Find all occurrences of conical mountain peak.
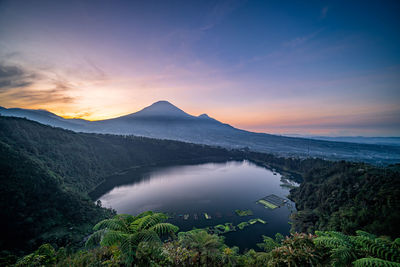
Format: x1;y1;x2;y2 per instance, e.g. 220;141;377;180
198;113;210;118
129;100;192;118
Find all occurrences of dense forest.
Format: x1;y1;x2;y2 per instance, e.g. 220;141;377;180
247;154;400;239
289;162;400;238
1;116;399;266
0;116;240;259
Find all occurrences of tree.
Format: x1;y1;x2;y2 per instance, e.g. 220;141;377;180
15;244;56;267
85;211;178;266
256;233;284;253
221;246;239;266
178;229;224;266
267;233;322;266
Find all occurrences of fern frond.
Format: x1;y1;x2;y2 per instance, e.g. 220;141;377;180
136;229;161;243
137;213;168;230
326;231;353;244
133;211;154;220
100;230;129;247
315;230;329;237
353;236;400;263
149;222;179;235
314;236;349;249
393;238;400;250
85;229;106;248
330;246;356;267
356;230;376;239
120;234;138;266
114;214;135;224
353;257;400;267
93;218;128;232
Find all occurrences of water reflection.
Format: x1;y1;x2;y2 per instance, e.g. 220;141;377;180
93;160;296;250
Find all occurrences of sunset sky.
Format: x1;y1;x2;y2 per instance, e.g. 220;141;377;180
0;0;399;136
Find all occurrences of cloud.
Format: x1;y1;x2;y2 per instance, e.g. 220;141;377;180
283;30;322;48
0;64;36;91
83;58;107;81
0;63;75;106
246;29;325;66
2;80;75;106
320;6;329;19
165;0;244;50
200;0;244;31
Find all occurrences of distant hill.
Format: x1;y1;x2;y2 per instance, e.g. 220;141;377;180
301;135;400;146
1;101;399;164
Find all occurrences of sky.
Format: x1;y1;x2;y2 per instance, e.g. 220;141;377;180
0;0;399;136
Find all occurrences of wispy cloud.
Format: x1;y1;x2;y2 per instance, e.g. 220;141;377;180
201;0;245;31
282;30;322;48
320;6;329;19
0;51;115;110
1;79;75;106
244;29;326;66
0;61;76;107
0;63;37;91
164;0;244;52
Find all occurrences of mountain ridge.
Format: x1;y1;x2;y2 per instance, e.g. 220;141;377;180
1;101;399;164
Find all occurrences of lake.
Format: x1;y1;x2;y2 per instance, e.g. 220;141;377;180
93;160;296;250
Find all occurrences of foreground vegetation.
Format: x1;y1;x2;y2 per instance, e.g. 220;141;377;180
15;212;400;266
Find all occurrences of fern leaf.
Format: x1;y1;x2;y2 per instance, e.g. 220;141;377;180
331;246;356;267
100;230;129;247
315;231;330;237
353;257;400;267
93;218;128;232
136;229;161;243
314;236;349;249
353;236;400;263
326;231;353;244
120;234;138;266
85;229;106;248
137;213;168;230
133;211;154;220
394;239;400;250
356;230;376;239
149;222;179;235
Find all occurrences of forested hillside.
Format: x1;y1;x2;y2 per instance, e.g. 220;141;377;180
0;116;238;256
0;116;238;193
1;116;399;266
289;161;400;238
0;141;112;255
247;152;400;239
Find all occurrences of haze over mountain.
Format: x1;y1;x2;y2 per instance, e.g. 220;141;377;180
285;134;400;147
1;101;399;164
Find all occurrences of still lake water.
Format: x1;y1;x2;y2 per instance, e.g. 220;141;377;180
95;160;295;250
